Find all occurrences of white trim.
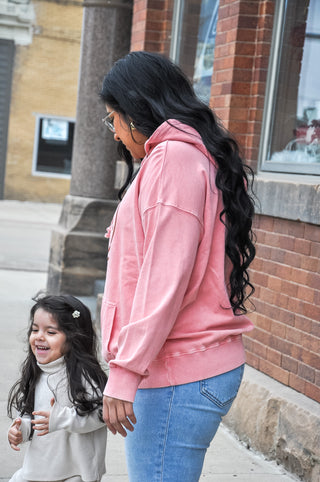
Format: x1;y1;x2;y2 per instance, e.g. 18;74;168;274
0;0;35;46
258;0;285;170
32;171;71;180
169;0;185;62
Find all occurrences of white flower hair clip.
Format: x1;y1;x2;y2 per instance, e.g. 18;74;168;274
72;310;80;319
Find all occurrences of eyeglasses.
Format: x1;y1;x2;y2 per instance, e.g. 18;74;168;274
102;111;115;133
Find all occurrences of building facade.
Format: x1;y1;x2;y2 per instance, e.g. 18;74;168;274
0;0;82;202
130;0;320;405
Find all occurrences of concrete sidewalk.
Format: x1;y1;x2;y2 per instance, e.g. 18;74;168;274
0;200;299;481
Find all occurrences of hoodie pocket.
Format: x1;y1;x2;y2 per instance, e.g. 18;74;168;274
101;300;117;362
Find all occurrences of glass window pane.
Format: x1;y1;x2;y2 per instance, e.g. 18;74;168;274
266;0;320;173
34;116;74;176
171;0;219;103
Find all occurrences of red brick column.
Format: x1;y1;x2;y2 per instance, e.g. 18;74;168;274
211;0;275;172
131;0;173;54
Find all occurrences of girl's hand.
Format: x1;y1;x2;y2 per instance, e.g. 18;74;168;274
8;418;23;451
103;395;136;437
32;397;55;436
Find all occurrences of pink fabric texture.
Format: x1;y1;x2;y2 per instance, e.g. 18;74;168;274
101;120;254;402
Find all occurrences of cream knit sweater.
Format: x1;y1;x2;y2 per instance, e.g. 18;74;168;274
9;357;107;482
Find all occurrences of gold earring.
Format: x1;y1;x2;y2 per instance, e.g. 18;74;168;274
130;121;136;131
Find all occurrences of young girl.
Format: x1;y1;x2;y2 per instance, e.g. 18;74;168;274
7;294;108;482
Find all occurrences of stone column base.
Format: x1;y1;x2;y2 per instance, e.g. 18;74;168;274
47;194;117;295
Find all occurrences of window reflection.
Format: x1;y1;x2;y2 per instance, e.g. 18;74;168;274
171;0;219;104
33;116;74;176
268;0;320;170
193;0;219;102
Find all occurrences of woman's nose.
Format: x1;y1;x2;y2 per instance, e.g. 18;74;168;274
113;132;121;142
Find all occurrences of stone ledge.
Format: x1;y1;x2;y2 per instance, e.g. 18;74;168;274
224;364;320;481
254;174;320;225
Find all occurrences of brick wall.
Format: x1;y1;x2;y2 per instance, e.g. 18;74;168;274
247;215;320;403
130;0;320;403
211;0;320;404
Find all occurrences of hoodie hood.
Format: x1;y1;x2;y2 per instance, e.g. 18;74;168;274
144;119;212;162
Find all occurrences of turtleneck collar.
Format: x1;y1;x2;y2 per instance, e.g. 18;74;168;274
37;356;65;374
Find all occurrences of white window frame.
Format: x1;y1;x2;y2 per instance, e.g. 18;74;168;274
259;0;320;176
169;0;185;63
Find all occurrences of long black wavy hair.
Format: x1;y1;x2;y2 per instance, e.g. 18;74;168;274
100;51;255;314
8;294;107;419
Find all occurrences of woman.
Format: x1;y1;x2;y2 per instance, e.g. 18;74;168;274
100;51;255;481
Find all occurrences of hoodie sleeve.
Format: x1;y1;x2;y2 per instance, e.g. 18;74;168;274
104;141;214;402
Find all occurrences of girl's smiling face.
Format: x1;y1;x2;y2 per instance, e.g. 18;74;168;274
29;308;67;364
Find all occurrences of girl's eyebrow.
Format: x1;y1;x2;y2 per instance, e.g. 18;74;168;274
31;323;60;330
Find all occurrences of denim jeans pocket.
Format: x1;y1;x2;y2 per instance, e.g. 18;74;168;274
199;364;244;408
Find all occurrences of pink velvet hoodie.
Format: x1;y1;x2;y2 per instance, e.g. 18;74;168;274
101;120;254;402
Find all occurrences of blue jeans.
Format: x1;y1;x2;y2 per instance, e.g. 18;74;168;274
125;364;244;482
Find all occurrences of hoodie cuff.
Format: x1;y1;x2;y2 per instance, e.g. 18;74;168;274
103;366;142;403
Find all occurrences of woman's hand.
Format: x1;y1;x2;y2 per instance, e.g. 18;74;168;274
32;397;55;436
8;418;23;450
103;395;136;437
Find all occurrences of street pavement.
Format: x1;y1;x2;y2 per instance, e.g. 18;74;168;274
0;200;299;481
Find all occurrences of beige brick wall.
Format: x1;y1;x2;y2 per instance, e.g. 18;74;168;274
4;0;83;202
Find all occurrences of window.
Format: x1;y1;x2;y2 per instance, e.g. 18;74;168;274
32;115;75;177
260;0;320;175
170;0;219;103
